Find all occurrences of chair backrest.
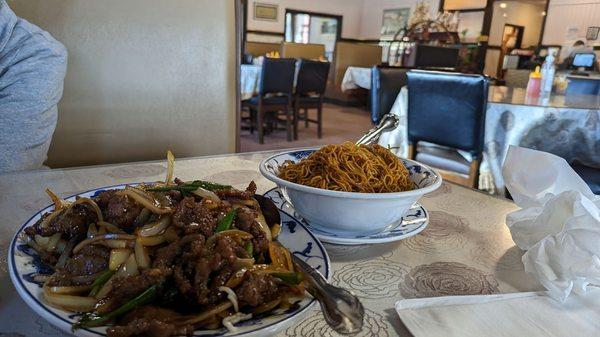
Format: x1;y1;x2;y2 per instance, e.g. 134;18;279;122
565;77;600;95
407;70;489;157
370;66;409;124
260;57;296;96
296;60;330;95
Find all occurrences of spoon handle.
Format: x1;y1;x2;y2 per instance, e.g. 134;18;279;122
292;254;328;291
292;254;365;334
356;113;399;146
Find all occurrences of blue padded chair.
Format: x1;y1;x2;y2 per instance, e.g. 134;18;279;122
370;66;409;124
243;57;296;144
407;70;489;188
572;163;600;195
293;59;330;139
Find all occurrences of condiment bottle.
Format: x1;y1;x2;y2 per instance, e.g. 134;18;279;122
541;53;555;94
526;66;542;96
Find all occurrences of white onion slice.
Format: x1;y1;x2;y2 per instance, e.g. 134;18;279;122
222;312;252;332
218;286;240;312
138;216;171;237
191;187;221;202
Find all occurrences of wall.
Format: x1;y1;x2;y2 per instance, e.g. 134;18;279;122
10;0;237;168
246;0;364;38
247;0;439;40
489;1;545;47
358;0;439;39
542;0;600;59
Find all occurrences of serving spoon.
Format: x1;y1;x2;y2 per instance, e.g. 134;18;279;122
254;195;365;334
356;113;399;146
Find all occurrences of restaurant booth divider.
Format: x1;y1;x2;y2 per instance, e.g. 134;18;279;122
327;41;382;103
11;0;238;168
245;41;280;58
280;42;326;60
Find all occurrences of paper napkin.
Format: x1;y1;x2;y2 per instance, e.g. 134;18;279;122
502;146;600;301
395;290;600;337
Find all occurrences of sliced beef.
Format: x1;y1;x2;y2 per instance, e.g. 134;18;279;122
47;245;110;286
235;207;268;256
25;203;97;239
172;197;221;236
108;306;193;337
173;236;250;306
64;245;110;276
152;234;205;274
235;271;280;307
95;190;143;229
96;268;166;314
245;181;257;195
214;182;256;201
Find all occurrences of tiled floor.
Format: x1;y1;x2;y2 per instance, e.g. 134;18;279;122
240;103;372;153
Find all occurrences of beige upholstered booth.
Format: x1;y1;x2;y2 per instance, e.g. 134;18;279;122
11;0;237;168
327;41;382;101
280;42;325;60
245;42;279;57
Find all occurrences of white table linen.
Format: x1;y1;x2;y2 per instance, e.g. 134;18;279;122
341;66;371;91
240;64;261;100
1;151;542;337
378;87;600;194
395;290;600;337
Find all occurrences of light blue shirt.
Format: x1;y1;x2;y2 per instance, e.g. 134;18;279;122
0;0;67;172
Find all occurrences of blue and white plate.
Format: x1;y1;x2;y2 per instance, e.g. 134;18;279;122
8;183;330;337
264;188;429;245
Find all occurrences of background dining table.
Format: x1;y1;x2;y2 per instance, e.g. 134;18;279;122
0;150;543;336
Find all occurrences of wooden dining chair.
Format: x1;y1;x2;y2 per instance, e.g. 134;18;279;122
242;58;296;144
293;59;330;139
406;70;489;189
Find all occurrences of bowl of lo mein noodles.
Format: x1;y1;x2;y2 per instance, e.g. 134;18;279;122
259;142;442;235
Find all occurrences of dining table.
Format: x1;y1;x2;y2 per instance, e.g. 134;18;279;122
377;86;600;195
0;150;543;336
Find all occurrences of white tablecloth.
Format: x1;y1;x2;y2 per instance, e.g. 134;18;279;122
0;151;542;337
240;64;262;100
341;66;371;91
378;87;600;194
396;290;600;337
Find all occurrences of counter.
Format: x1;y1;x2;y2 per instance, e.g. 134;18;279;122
489;86;600;110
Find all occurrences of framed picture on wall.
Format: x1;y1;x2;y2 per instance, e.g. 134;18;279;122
381;8;410;39
586;26;599;40
254;2;278;21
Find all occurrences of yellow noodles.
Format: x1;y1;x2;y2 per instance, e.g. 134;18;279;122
278;142;414;193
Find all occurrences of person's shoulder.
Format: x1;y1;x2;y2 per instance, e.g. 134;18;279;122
11;18;66;58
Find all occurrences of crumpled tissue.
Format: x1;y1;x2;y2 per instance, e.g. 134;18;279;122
503;146;600;302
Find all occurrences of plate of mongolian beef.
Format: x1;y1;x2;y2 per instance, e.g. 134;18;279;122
8;152;330;337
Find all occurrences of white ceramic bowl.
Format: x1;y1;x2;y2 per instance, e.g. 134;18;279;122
259;148;442;235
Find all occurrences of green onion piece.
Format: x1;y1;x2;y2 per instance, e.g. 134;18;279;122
89;269;116;297
147;180;230;193
245;242;253;256
215;209;237;233
272;272;304;285
73;285;157;330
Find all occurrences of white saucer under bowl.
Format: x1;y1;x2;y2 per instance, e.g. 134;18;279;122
264;188;429;245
